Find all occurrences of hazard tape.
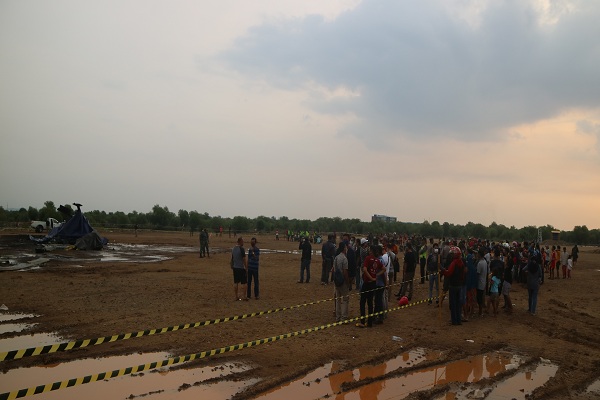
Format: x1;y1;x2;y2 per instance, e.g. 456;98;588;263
0;296;437;400
0;272;440;362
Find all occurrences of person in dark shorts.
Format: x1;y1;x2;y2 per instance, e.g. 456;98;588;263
231;237;248;301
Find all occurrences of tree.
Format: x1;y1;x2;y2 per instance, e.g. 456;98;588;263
39;201;59;220
178;210;190;228
442;222;450;237
572;225;590;244
149;205;175;228
27;206;39;221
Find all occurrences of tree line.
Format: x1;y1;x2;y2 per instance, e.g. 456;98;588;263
0;201;598;245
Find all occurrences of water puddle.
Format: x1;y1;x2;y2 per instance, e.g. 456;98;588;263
336;352;525;400
0;352;256;400
484;361;559;399
587;377;600;394
0;322;37;335
0;313;38;323
0;332;64;352
255;348;441;399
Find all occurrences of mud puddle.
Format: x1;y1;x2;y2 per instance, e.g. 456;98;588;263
481;360;559;399
0;322;37;335
0;312;38;323
255;348;441;399
252;351;527;400
587;377;600;394
0;351;256;400
0;331;63;353
0;243;200;267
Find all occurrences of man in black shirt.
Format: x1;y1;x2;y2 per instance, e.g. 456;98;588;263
298;237;312;283
399;243;417;300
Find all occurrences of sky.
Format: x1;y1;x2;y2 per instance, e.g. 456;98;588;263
1;0;599;231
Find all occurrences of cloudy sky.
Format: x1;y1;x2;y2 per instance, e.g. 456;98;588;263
1;0;599;231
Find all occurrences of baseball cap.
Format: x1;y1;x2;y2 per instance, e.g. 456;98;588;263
360;238;368;245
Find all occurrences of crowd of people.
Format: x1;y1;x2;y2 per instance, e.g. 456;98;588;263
302;233;580;327
220;232;579;327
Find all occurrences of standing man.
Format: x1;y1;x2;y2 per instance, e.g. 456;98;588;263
247;237;260;299
298;236;312;283
357;238;369;289
440;247;466;326
427;242;440;304
342;233;356;290
200;228;210;258
476;248;488;317
399;243;417;301
419;239;428;283
356;245;382;328
321;234;336;285
333;241;350;322
231;237;248;301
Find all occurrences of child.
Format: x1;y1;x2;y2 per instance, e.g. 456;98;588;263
488;270;501;317
561;247;568;279
567;255;573;278
549;245;557;280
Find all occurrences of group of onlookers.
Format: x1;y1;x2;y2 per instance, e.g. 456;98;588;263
300;233;580;327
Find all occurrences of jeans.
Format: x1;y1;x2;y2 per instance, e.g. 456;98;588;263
321;258;333;283
400;270;415;300
449;286;462;324
428;272;439;300
360;281;376;326
420;258;427;283
528;286;539;314
374;285;385;322
247;269;259;298
355;269;363;290
335;283;350;321
300;259;311;283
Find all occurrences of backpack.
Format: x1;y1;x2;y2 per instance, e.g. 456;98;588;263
334;265;345;287
347;247;357;278
333;255;346;287
427;253;438;271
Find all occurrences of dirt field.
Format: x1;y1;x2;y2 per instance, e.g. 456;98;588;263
1;229;599;399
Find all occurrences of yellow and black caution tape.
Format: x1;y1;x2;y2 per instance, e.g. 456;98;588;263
0;297;437;400
0;272;439;363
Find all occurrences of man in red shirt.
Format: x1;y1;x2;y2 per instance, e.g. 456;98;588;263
356;245;384;328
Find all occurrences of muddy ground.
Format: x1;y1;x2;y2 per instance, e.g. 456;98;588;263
0;229;599;399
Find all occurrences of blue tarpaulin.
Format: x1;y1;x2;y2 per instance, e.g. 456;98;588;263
30;207;107;248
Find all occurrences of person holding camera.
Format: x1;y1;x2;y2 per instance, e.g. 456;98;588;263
298;237;312;283
247;237;260;299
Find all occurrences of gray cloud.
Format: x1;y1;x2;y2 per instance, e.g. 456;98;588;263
221;0;600;142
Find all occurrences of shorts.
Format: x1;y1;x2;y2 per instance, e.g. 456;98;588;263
233;268;247;284
490;292;499;301
476;289;485;306
501;281;511;296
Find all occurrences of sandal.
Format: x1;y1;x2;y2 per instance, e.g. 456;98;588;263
355;322;366;328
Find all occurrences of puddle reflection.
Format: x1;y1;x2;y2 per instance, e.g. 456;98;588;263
0;313;38;323
0;322;37;335
485;361;559;399
337;352;524;400
0;352;255;400
256;348;440;400
0;332;63;352
587;377;600;394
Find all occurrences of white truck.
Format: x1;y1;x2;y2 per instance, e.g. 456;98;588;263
30;218;62;233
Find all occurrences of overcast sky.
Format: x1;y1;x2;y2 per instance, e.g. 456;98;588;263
1;0;599;231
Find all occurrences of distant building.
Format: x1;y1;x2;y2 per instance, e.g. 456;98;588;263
371;214;397;223
551;230;561;241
